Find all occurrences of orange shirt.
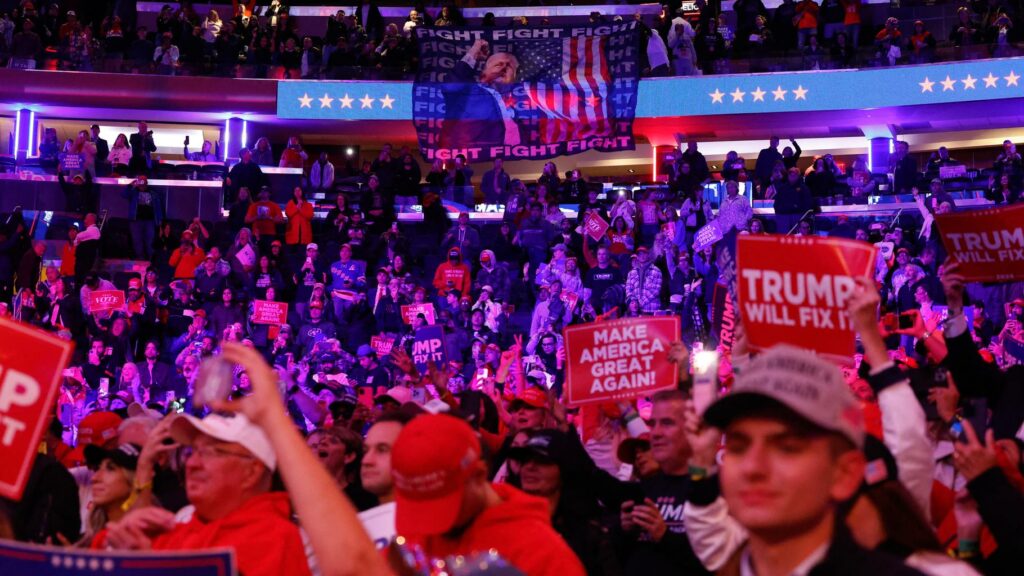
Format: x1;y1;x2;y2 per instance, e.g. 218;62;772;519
841;0;861;25
169;246;205;280
284;199;315;245
60;243;76;277
247;201;283;238
796;0;819;29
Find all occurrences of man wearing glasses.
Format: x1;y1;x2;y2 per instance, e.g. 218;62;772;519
104;413;313;576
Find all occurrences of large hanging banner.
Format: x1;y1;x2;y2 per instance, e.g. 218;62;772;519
413;23;641;162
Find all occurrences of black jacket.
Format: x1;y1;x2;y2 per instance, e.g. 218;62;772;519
2;454;80;543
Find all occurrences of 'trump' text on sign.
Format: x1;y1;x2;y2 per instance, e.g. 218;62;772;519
737;235;876;363
936;203;1024;282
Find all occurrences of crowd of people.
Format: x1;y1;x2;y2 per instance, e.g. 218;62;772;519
0;0;1021;78
0;121;1023;575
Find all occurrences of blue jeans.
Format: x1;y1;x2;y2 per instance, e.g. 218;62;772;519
823;23;844;40
798;28;816;50
845;24;860;46
130;219;156;260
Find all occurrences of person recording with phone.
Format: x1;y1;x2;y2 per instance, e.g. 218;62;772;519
128;121;157;176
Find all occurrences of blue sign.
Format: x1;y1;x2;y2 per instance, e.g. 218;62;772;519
277;81;413;120
0;540;236;575
277;57;1024;121
1006;337;1024;363
411;325;448;372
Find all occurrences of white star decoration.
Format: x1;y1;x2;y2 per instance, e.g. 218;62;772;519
705;84;810;104
293;91;397;112
921;71;1020;92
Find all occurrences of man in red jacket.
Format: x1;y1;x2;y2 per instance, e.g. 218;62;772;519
392;413;585;575
432;247;472;297
104;413;312;576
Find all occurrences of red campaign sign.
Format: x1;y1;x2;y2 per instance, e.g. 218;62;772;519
401;304;436;325
252;300;288;325
936;203;1024;282
0;317;75;500
89;290;125;313
561;291;580;312
370;335;396;357
563;316;680;407
584;212;609;241
737;235;876;364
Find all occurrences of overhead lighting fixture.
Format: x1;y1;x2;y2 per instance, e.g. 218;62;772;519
223;118;231;161
13;109;21;157
345;147;355;156
27;110;35;157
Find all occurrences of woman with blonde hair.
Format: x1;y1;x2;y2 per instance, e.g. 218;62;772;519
81;443;142;549
108;134;132;174
201;10;222;44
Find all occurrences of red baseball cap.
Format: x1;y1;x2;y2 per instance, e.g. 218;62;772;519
77;411;123;447
509;387;548;411
392;414;481;536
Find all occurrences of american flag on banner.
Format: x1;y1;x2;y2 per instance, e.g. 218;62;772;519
519;35;612;143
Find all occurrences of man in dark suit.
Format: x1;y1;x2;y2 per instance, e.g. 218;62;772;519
128;121;157;176
136;340;175;400
89;124;109;176
480;157;511;203
442;39;521;152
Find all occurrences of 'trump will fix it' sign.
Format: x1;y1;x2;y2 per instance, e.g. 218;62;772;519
737;235;876;364
563;316;679;406
937;203;1024;282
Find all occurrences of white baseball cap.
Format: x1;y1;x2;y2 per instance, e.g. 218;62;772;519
170;413;276;470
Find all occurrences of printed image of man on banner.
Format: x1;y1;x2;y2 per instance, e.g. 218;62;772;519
414;24;641;162
442;38;523;152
